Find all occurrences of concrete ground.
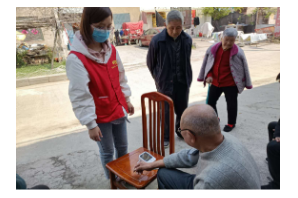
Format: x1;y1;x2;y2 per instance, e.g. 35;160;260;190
16;39;280;189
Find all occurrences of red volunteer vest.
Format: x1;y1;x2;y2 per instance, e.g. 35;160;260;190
70;46;128;123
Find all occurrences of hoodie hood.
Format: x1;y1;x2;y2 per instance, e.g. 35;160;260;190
70;31;112;64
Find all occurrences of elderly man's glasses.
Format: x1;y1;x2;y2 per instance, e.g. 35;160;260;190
177;127;196;136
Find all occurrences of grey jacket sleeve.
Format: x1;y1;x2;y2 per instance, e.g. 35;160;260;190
163;148;200;168
66;54;97;130
241;51;253;89
197;49;209;82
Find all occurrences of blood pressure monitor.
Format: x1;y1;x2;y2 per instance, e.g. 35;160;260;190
139;152;156;163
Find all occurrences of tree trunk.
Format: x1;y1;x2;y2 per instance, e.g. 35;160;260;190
51;30;58;69
54;8;67;62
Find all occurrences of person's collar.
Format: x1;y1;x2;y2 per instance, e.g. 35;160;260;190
222;44;232;51
198;133;225;154
166;30;181;41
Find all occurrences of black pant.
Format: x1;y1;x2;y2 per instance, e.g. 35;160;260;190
207;85;238;125
29;185;50;189
160;82;189;140
268;121;278;142
157;168;196;189
266;140;280;189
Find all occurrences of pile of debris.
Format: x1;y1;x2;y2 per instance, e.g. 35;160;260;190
17;43;52;65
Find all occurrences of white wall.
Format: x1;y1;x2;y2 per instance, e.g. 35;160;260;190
143;14;153;30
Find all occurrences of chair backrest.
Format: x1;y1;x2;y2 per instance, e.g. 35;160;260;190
141;92;175;156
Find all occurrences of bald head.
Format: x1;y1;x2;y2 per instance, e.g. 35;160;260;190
181;104;221;136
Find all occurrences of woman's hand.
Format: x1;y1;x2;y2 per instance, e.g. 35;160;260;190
206;77;213;84
88;126;103;142
127;102;134;116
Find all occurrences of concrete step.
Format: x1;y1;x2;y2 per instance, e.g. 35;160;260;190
17;74;68;88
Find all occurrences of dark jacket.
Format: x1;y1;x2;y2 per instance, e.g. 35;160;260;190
16;174;27;189
274;119;280;138
146;29;193;93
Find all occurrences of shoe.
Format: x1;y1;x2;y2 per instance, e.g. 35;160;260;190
164;140;169;148
223;125;235;132
176;131;184;139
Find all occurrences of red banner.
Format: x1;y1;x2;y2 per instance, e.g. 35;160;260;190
191;10;196;25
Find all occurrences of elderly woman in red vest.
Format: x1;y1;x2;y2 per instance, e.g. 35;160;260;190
198;28;252;132
66;7;134;179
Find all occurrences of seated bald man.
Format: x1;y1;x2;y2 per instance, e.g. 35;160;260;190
134;104;261;189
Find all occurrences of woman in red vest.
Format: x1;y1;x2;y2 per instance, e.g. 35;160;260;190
66;7;134;179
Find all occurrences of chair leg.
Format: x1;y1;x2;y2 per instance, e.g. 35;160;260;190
109;171;117;189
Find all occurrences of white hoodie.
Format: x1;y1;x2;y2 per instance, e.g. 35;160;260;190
66;31;131;130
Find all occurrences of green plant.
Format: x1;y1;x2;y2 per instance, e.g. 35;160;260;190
47;49;53;62
16;60;67;79
202;7;243;20
237;16;242;22
16;50;27;68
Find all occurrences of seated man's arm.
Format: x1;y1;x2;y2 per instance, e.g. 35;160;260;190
163;148;200;168
134;159;165;174
134;148;200;173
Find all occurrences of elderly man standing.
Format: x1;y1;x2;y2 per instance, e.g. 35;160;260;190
198;28;252;132
147;10;193;145
134;104;261;189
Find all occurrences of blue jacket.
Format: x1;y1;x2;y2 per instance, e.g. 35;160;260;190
146;29;193;93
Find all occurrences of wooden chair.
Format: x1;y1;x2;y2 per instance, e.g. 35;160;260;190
106;92;175;189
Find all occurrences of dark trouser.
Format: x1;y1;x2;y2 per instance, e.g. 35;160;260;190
266;140;280;189
157;168;196;189
268;121;278;142
160;82;189;140
29;185;50;189
207;85;238;125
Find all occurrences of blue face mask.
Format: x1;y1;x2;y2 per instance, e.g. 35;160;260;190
92;28;111;43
